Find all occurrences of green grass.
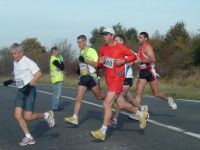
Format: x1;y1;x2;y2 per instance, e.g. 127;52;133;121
1;74;200;100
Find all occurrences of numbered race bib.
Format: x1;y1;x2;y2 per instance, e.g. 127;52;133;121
16;79;25;88
104;57;114;68
79;63;89;75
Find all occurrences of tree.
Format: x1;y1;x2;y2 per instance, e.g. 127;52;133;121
158;22;191;76
53;38;78;75
21;38;46;57
0;48;13;75
191;34;200;66
89;23;138;51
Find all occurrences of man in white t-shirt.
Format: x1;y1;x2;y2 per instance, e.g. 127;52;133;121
3;43;55;146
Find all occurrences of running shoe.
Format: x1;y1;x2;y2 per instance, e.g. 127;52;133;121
19;137;36;146
139;111;148;129
45;110;55;128
140;105;149;112
64;116;78;125
128;112;149;120
168;97;177;110
128;113;139;120
90;129;106;141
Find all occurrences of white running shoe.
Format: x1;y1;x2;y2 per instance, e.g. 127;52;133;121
128;112;149;120
19;137;36;146
140;105;149;112
45;110;55;128
128;114;139;120
168;97;177;110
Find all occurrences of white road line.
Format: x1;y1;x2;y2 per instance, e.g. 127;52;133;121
1;84;200;139
37;89;200;140
1;83;200;102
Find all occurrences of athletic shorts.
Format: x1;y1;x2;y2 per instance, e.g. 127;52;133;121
139;68;156;82
107;80;123;94
14;86;36;112
124;78;133;87
78;75;97;89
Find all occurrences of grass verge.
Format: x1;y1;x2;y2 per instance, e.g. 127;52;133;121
1;74;199;100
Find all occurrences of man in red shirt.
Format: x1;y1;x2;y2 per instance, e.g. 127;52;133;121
133;32;177;111
90;28;148;141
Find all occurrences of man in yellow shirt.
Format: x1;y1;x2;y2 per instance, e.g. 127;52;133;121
64;35;104;125
50;47;64;111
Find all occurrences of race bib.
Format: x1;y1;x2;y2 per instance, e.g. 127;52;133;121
79;63;89;75
104;57;114;68
16;79;25;88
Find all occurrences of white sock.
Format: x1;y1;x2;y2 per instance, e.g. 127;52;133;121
26;133;33;139
100;125;107;134
44;112;49;119
73;114;78;119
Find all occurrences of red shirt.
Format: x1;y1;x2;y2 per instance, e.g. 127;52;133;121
98;43;136;83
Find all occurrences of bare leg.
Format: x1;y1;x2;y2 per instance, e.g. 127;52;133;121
134;79;147;108
15;107;30;135
103;92;118;127
74;86;87;115
91;84;105;100
23;111;44;121
149;79;168;101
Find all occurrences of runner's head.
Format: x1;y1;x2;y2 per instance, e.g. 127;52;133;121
10;43;24;61
114;34;126;45
51;46;59;57
138;32;149;44
101;27;115;45
77;35;87;50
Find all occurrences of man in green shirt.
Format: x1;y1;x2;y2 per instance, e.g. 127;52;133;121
64;35;104;125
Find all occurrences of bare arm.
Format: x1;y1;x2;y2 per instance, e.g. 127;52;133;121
30;70;42;86
143;45;156;63
85;59;98;67
134;45;156;64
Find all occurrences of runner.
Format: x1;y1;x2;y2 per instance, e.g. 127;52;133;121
109;34;137;127
132;32;177;113
64;35;105;125
90;28;148;141
3;43;55;146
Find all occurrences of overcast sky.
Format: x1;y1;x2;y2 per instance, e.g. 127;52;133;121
0;0;199;49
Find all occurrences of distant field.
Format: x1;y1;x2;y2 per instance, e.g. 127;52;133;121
1;74;200;100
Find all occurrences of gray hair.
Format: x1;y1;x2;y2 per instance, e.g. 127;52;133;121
10;43;23;52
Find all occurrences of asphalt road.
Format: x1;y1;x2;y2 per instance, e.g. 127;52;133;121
0;84;200;150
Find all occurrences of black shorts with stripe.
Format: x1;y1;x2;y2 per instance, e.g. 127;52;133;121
139;68;156;82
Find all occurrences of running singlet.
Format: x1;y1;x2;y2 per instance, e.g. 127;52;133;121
137;43;155;69
14;56;40;88
137;43;159;81
79;47;98;75
98;43;136;92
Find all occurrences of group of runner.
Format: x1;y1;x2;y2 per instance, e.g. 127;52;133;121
64;27;177;141
3;27;177;146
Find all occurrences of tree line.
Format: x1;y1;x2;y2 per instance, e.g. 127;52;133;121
0;21;200;80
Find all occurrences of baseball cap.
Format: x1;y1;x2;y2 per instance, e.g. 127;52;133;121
101;27;115;35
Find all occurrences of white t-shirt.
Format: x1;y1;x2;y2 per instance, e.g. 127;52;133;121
124;56;133;78
14;56;40;88
125;64;133;78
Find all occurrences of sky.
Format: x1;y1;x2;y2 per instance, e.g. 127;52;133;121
0;0;199;49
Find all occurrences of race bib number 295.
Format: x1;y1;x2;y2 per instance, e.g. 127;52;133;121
104;57;114;68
